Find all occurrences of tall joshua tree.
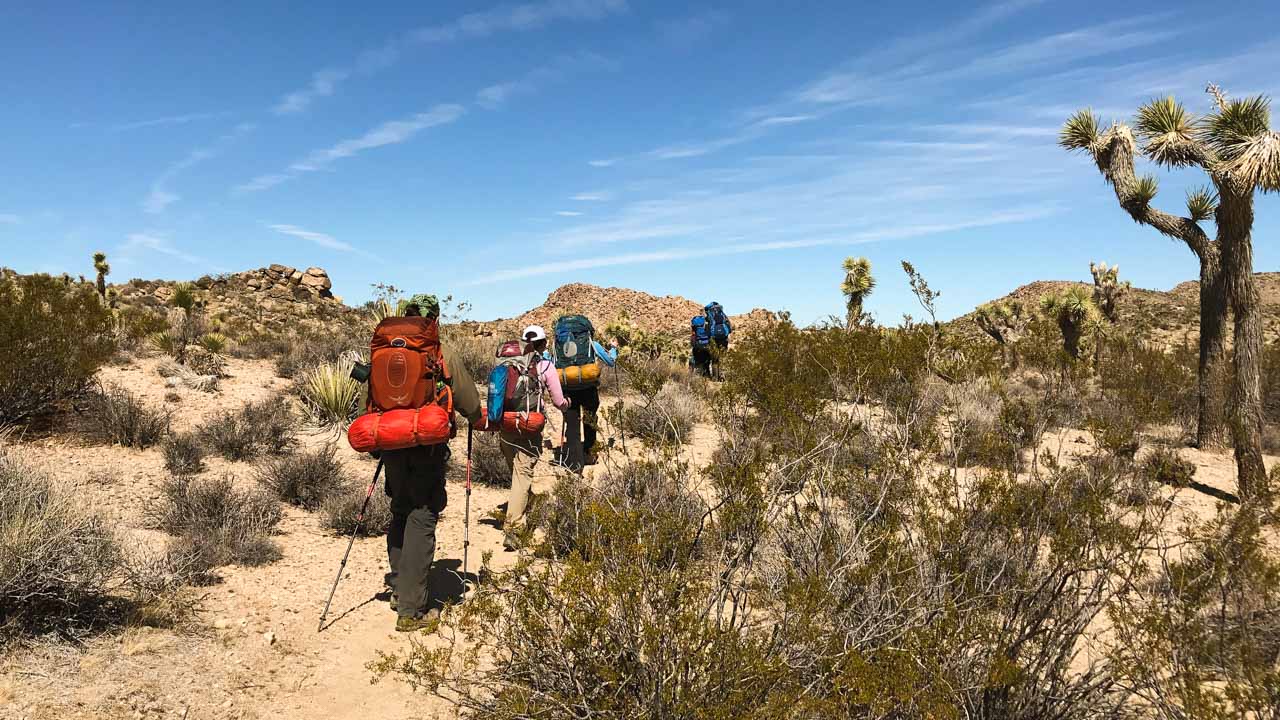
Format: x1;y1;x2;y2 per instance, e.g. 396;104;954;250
1040;288;1100;361
974;299;1030;366
1089;261;1130;323
1061;85;1277;497
92;252;110;299
841;257;875;329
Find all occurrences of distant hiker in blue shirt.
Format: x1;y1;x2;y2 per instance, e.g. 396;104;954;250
550;315;617;473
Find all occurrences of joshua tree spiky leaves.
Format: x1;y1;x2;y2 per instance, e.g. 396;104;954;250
974;299;1030;366
840;257;875;329
1040;288;1101;361
1089;262;1130;323
1062;86;1278;497
92;252;110;299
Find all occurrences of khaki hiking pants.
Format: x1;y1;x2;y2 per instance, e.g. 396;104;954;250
499;431;557;530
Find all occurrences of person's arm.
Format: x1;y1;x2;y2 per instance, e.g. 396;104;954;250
539;359;570;411
591;340;617;367
443;346;482;424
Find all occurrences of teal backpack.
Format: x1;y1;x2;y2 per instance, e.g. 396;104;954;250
553;315;597;369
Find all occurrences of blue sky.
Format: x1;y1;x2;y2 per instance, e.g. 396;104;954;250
2;0;1278;325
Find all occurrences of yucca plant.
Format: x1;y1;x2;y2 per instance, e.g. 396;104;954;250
1040;287;1101;361
1089;262;1131;323
91;252;110;299
1062;85;1278;496
840;256;875;329
198;333;228;354
298;358;361;427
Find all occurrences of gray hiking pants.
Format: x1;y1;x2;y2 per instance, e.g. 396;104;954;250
382;445;449;619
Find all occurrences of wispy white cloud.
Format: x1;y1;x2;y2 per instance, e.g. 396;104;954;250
237;105;464;193
917;123;1058;138
476;51;615;109
272;0;628;113
556;211;584;217
273;70;350;115
268;224;352;251
656;9;730;48
118;233;207;265
470;208;1056;284
110;112;221;132
142;124;255;214
588;158;619;167
571;191;613;201
0;213;20;224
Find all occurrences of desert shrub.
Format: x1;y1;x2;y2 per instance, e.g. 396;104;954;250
272;325;367;378
467;431;511;488
441;326;494;382
81;384;170;448
296;358;361;426
322;481;392;536
183;345;227;377
255;444;347;510
1098;335;1195;429
0;273;116;424
162;432;205;475
616;380;700;445
148;474;282;568
1141;447;1196;487
200;399;297;461
197;332;228;354
1088;402;1142;461
233;333;290;360
0;446;121;637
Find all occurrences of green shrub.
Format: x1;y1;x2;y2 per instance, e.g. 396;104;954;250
197;332;228;354
82;384;170;449
616;381;700;446
148;474;282;569
0;273;115;424
322;481;392;536
162;432;205;475
1141;447;1196;487
255;444;347;510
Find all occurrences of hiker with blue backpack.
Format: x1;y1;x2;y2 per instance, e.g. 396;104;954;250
703;301;732;378
690;315;713;377
551;314;617;474
490;324;570;551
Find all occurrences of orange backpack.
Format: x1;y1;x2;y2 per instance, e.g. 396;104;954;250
347;317;454;453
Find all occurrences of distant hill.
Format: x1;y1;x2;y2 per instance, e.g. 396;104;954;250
948;272;1280;347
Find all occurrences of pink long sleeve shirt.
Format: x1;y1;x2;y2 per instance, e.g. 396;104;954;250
534;357;570;411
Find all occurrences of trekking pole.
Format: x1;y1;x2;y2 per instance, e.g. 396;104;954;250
318;457;384;632
463;425;473;593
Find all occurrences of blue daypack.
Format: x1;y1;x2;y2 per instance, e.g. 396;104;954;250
691;316;711;347
704;302;730;340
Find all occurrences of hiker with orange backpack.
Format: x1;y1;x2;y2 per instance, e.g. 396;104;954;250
348;293;481;632
497;324;570;551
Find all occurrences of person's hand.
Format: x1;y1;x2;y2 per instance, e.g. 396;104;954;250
608;338;618;349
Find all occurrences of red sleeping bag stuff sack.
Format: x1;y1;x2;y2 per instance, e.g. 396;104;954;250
347;406;452;453
473;411;546;434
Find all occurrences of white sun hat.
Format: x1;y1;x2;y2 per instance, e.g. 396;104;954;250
522;324;547;342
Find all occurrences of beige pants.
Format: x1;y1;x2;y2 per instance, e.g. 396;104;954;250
499;431;556;529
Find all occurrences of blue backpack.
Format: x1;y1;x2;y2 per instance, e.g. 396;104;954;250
691;316;711;347
486;340;537;423
553;315;597;369
704;302;730;340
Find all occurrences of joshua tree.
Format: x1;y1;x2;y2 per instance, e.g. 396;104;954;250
170;283;200;364
1040;288;1100;361
92;252;110;298
1061;85;1277;496
1089;261;1130;323
840;256;875;329
974;299;1030;365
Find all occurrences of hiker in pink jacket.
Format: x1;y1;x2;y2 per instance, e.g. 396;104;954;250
499;324;570;551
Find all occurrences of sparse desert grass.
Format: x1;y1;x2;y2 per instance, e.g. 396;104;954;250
255;444;347;510
468;432;512;488
81;384;170;449
616;380;700;445
148;474;282;569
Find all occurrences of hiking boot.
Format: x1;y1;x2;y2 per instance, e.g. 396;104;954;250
394;609;440;633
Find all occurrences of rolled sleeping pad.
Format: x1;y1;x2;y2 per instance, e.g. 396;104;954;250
473;410;546;434
557;360;602;387
347;406;452;453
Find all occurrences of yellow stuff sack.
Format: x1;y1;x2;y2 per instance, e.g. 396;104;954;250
558;360;602;387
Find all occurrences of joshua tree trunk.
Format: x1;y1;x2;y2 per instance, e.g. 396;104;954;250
1196;258;1229;449
845;299;861;331
1218;189;1268;496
